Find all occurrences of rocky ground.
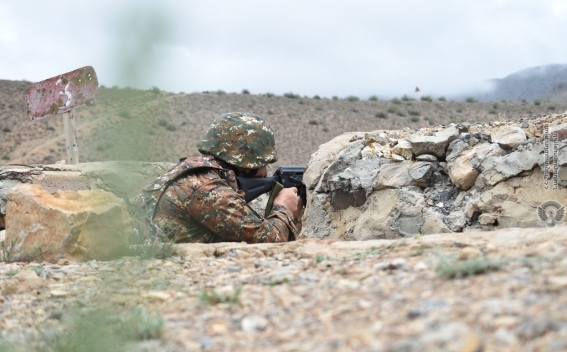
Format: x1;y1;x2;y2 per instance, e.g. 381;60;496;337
2;225;567;352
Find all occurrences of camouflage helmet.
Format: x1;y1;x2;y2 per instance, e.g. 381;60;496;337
198;112;278;169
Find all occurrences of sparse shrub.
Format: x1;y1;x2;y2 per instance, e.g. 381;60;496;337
521;99;527;103
392;98;402;105
313;95;321;100
351;108;359;113
284;92;300;99
96;142;113;151
387;107;396;114
369;95;378;101
322;127;329;132
435;253;502;279
375;112;387;119
200;287;242;305
1;155;9;160
264;92;274;98
241;89;250;94
2;127;11;133
298;100;305;105
420;95;433;102
401;94;413;101
408;109;420;116
501;99;507;103
150;86;160;94
346;95;359;102
216;90;226;95
395;109;406;117
118;110;131;119
158;119;168;127
488;109;497;114
465;97;476;103
8;104;15;109
549;105;556;110
166;124;177;131
456;108;463;113
533;100;541;106
332;96;338;100
308;120;319;125
411;116;420;122
438;96;447;101
315;106;323;111
267;109;274;115
492;103;499;109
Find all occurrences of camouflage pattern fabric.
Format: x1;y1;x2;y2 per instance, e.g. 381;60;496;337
130;155;297;244
198;112;278;169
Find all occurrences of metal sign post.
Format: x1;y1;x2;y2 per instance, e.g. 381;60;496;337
26;66;99;164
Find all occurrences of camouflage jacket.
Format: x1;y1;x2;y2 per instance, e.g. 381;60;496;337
130;155;298;243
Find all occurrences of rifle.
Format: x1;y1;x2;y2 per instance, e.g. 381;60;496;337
237;166;307;215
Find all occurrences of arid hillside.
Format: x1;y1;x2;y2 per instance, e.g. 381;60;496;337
1;79;566;169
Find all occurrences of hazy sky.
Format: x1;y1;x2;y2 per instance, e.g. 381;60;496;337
1;0;566;98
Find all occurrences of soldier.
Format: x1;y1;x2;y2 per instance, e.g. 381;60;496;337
131;112;303;244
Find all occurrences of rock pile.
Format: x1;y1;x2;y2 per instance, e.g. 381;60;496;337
301;113;567;240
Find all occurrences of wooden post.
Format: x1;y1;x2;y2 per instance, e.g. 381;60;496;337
63;110;79;164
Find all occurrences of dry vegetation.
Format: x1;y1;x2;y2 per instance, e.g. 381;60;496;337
1;80;566;169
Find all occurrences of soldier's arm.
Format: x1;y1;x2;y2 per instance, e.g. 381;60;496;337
185;177;297;243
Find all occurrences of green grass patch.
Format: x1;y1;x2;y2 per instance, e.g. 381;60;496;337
33;307;164;352
200;287;242;305
434;253;503;279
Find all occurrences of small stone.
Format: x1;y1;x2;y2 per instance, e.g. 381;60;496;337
414;261;428;271
416;154;438;162
209;322;228;334
142;291;173;302
459;247;481;260
57;259;70;266
226;265;242;273
493;316;519;329
548;276;567;289
241;315;268;332
478;213;497;225
50;290;72;297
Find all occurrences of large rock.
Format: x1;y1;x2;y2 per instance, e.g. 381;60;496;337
301;187;450;240
0;161;175;230
303;132;361;190
408;126;459;158
447;142;506;190
491;125;527;149
5;184;131;263
476;144;543;187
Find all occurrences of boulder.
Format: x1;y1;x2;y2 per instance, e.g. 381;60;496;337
303;132;361;189
0;161;174;230
5;184;131;263
408;126;459;158
477;144;543;187
491;126;527;150
447;143;506;190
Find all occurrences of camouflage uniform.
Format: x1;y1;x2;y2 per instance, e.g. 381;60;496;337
130;112;299;244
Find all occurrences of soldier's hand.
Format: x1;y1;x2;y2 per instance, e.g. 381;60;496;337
273;187;303;220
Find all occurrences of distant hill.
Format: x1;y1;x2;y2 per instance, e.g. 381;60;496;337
475;64;567;102
1;79;567;168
